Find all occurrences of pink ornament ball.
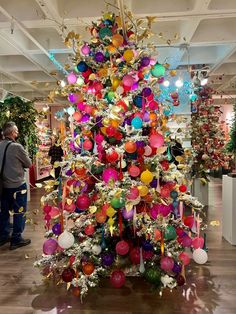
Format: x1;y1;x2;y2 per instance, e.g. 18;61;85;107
128;165;140;177
43;238;58;255
76;194;91;210
123;75;134;87
160;256;174;271
81;44;90;55
149;133;164;148
110;270;126;288
83;139;93;150
102;167;118;184
67;72;77;84
116;240;129;255
192;237;204;249
179;252;190;265
127;187;140;200
64;202;76;213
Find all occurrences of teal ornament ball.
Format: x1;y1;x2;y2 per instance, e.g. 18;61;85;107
99;27;113;40
151;63;166;77
131;117;143;129
164;225;177;240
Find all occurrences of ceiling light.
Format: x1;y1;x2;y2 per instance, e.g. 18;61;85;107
163;80;170;87
175;79;183;88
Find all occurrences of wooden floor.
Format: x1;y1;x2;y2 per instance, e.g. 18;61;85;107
0;178;236;314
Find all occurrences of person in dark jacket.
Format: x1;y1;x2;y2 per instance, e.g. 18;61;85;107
48;136;63;180
0;121;31;250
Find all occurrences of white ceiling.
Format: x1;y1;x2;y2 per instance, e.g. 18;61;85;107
0;0;236;104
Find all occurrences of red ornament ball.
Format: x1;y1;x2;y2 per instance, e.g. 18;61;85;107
110;270;126;288
76;194;91;210
62;268;75;282
179;184;187;193
84;224;95;236
116;240;129;255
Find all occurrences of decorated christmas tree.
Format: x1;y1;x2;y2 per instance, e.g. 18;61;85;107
190;85;228;179
226;103;236;172
35;11;207;299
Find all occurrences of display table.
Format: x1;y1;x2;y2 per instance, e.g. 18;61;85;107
192;178;209;206
222;175;236;245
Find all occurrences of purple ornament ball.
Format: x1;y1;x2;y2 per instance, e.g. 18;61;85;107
102;253;115;266
52;223;62;236
43;238;58;255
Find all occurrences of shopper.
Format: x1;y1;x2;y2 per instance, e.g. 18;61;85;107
48;135;63;180
0;121;32;250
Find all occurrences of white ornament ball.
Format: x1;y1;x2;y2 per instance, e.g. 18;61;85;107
192;248;208;265
58;230;75;249
92;244;102;255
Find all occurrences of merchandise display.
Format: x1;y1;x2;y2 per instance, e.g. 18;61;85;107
35;115;52;180
34;11;208;300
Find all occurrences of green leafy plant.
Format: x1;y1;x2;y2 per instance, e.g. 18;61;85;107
0;96;39;158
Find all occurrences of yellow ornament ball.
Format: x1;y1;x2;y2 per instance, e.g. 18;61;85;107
138;185;149;196
140;170;154;184
112;34;124;47
112;77;120;90
123;49;134;63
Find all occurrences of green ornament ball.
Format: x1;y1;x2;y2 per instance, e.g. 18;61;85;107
151;64;166;77
111;197;125;209
164;225;177;240
144;267;161;285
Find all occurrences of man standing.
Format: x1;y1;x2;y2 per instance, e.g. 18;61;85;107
0;121;32;250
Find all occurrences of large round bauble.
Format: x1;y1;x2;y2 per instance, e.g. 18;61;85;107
110;197;125;209
144;267;161;285
131;116;143;129
106;151;119;163
116;240;129;255
123;49;134;62
140;170;153;184
102;167;118;184
99;27;112;39
84;224;95;236
129;247;140;265
125;141;137;153
127;187;140;200
160;256;174;271
83;139;93;151
76;194;91;210
184;215;195;228
43;238;58;255
142;240;153;251
92;244;102;255
179;252;190;266
81;44;90;55
133;95;143;108
192;248;208;264
151;63;166;77
140;56;150;67
142;87;152;97
192;237;204;249
138;185;149;196
58;230;75;249
149;133;164;148
62;268;75;282
71;286;81;297
172;263;182;274
123;74;134;87
164;225;177;240
77;61;88;72
102;253;115;267
95;211;107;223
128;165;140;177
67;72;77;84
94;52;105;62
82;262;95;275
52;223;62;236
110;270;126;288
112;34;124;47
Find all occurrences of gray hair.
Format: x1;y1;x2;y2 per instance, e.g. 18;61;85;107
2;121;17;137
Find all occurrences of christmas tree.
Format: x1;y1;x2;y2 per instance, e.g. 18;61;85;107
35;11;207;299
226;103;236;172
190;85;228;179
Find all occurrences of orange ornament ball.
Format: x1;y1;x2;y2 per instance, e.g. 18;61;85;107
71;286;80;297
112;34;124;47
82;262;95;275
73;111;82;122
149;112;157;121
125;141;137;153
95;211;107;223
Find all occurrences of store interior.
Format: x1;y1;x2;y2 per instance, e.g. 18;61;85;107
0;1;236;313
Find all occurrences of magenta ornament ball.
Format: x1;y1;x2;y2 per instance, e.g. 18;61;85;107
43;238;58;255
160;256;174;271
67;72;77;84
110;270;126;288
116;240;129;255
102;167;118;184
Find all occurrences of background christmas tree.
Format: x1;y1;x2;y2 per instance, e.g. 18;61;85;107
35;11;207;299
226;103;236;171
190;85;228;180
